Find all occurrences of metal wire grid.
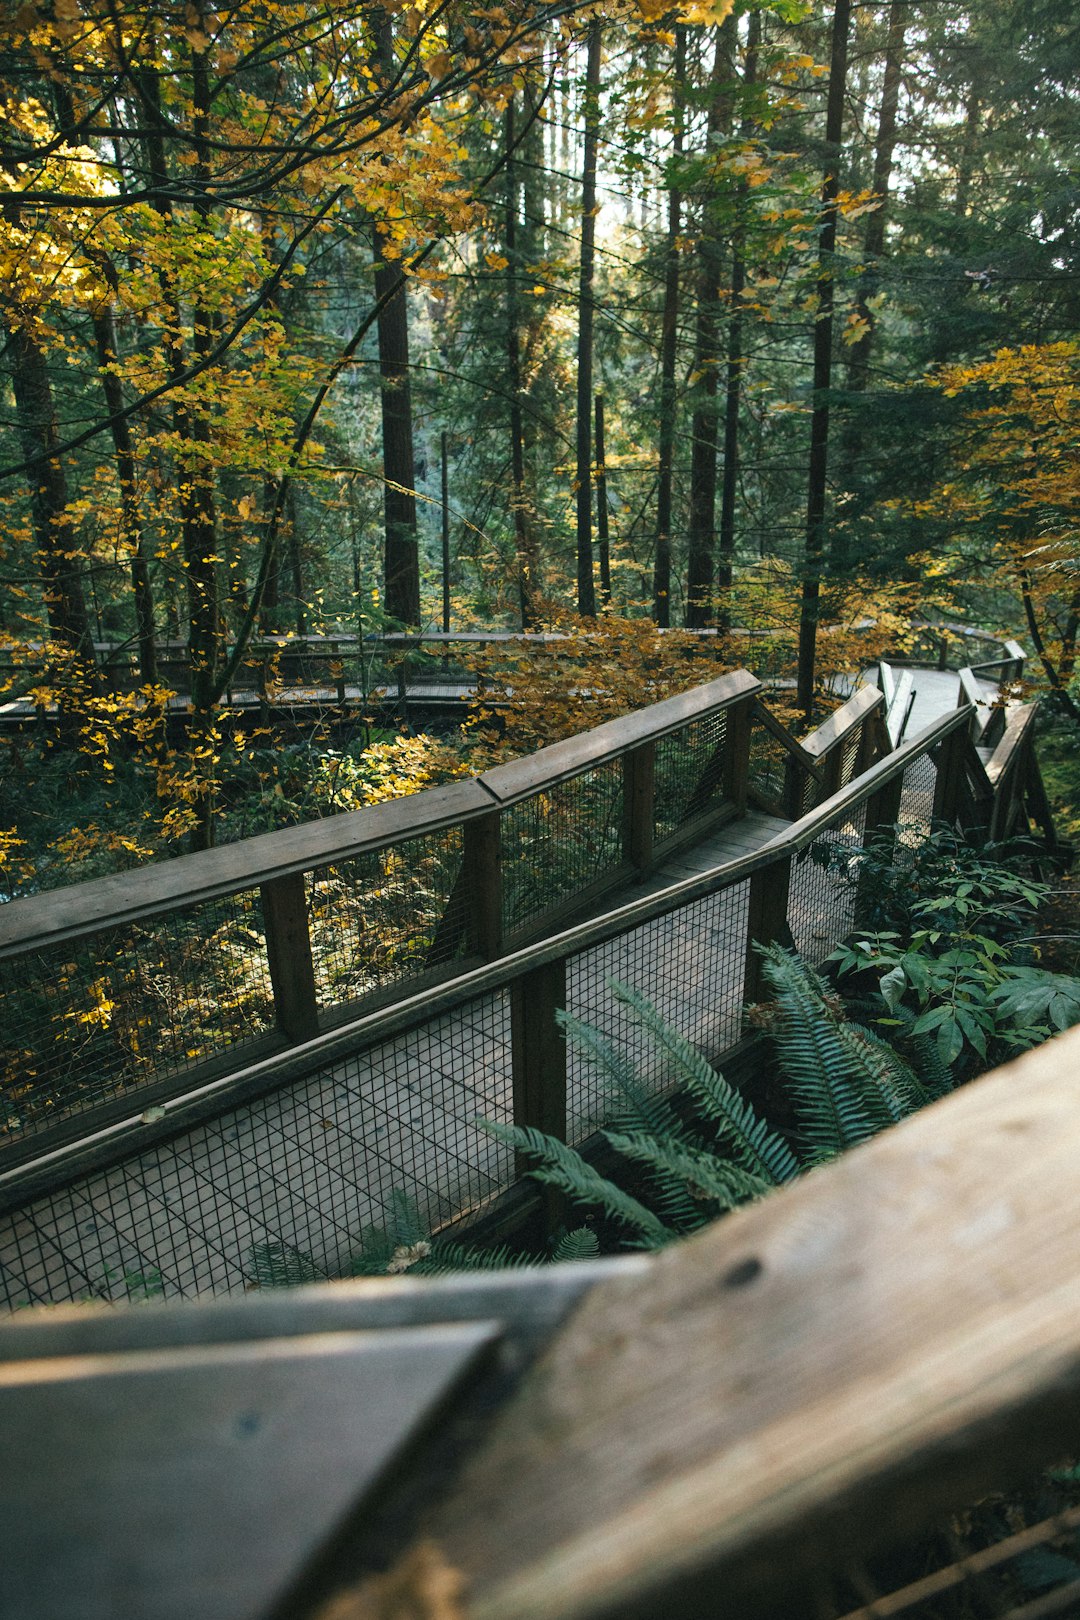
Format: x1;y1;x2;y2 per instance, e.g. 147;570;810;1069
0;990;515;1310
788;801;869;965
307;827;466;1010
500;758;624;937
746;720;788;813
899;750;939;837
653;711;729;843
564;879;751;1143
838;728;862;789
0;890;274;1145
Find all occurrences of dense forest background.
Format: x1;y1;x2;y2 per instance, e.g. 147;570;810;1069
0;0;1077;881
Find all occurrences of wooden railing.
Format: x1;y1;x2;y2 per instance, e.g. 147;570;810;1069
0;696;1027;1275
0;671;768;1164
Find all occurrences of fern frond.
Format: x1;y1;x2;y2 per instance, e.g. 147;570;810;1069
604;1130;772;1217
552;1227;601;1262
608;981;799;1185
847;1021;936;1114
478;1118;676;1248
759;946;894;1153
388;1188;429;1248
559;1008;692;1147
414;1241;537;1276
248;1240;324;1288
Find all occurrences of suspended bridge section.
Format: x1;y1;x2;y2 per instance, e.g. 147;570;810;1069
0;634;1050;1312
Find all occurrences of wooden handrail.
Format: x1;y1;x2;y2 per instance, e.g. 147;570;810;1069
395;1023;1080;1620
0;671;759;962
801;684;882;760
0;705;975;1206
984;704;1037;788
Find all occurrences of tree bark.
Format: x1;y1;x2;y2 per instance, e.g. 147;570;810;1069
839;0;906;517
92;301;158;684
575;20;602;618
653;27;686;628
506;97;539;628
686;16;740;629
796;0;852;723
716;11;760;631
8;324;96;667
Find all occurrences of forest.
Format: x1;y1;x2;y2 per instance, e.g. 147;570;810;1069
0;0;1077;882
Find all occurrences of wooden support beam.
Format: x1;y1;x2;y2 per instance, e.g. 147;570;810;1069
372;1025;1080;1620
465;811;504;960
622;743;655;873
260;873;319;1042
743;854;793;1005
511;960;567;1230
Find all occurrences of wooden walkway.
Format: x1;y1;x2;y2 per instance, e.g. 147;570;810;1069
0;668;976;1311
0;811;791;1309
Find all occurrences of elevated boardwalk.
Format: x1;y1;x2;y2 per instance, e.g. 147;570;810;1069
0;646;1050;1311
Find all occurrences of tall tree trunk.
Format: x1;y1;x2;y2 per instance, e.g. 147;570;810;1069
506;97;539;627
954;83;981;220
795;0;852;723
92;301;158;684
372;233;420;628
575;20;602;618
686;15;740;629
839;0;906;521
8;324;96;667
716;11;760;631
653;26;686;627
372;12;420;629
595;393;611;604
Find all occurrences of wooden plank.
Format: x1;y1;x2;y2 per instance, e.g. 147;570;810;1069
371;1025;1080;1620
0;778;498;960
984;704;1037;787
261;873;320;1042
801;685;882;761
478;673;761;805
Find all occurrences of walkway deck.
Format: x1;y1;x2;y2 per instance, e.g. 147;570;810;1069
0;675;963;1311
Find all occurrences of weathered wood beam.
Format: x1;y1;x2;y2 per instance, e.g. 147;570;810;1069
359;1025;1080;1620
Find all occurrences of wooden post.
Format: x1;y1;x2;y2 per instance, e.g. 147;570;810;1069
722;696;752;816
622;742;656;873
864;771;904;842
743;855;793;1005
932;724;967;826
822;743;844;800
511;958;568;1231
464;810;503;959
261;872;319;1042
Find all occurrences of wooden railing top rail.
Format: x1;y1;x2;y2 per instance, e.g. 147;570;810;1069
0;669;759;963
984;703;1038;788
401;1022;1080;1620
801;683;882;760
473;669;759;804
0;704;970;1209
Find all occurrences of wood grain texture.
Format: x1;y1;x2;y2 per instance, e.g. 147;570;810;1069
476;671;760;805
402;1025;1080;1620
801;683;882;760
0;675;759;960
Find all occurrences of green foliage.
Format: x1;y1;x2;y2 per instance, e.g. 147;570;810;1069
481;948;944;1250
827;824;1078;1073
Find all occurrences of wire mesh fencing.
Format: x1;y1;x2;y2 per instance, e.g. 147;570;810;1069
308;826;467;1009
500;757;625;940
653;710;729;844
0;888;275;1145
0;989;516;1310
565;879;751;1143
